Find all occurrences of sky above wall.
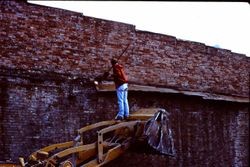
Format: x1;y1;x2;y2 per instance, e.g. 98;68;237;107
28;1;250;57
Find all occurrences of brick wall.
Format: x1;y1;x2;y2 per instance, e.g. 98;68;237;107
0;71;248;166
1;0;249;97
0;1;249;166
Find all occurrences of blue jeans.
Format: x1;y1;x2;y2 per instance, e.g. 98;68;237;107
116;83;129;118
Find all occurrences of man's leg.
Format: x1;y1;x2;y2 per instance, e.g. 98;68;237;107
123;85;129;118
116;88;124;119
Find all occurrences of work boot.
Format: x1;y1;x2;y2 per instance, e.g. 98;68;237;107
115;115;123;121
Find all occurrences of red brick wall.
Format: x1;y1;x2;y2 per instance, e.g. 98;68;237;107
0;1;249;166
1;0;249;97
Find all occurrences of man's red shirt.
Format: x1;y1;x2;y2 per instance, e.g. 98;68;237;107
113;64;128;88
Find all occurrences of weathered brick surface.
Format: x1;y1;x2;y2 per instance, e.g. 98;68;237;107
0;1;249;166
0;0;249;97
0;72;249;166
0;68;116;160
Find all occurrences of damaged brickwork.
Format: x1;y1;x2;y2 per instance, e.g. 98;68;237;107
0;0;249;166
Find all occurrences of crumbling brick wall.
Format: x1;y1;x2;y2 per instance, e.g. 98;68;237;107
0;0;249;166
